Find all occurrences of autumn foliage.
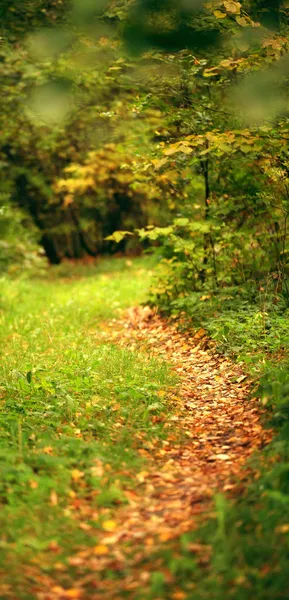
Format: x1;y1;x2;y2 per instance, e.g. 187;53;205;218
1;2;289;599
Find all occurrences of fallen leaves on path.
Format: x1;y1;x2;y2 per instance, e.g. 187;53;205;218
32;308;273;599
101;306;271;518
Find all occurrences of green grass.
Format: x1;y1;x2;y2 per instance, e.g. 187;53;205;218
149;281;289;600
0;256;178;597
2;256;289;599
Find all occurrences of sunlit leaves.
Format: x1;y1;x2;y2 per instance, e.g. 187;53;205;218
56;145;142;198
223;1;241;14
236;15;249;27
213;10;227;19
106;230;134;243
162;129;263;160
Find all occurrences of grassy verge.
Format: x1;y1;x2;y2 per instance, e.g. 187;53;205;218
2;255;289;599
0;257;178;597
151;283;289;600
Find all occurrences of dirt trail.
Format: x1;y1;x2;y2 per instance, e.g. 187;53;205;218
107;308;270;524
54;308;271;600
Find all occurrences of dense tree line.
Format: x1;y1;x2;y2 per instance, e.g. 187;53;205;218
1;0;289;297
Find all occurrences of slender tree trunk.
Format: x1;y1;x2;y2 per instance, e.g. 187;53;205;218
200;155;210;283
69;206;98;257
199;153;218;287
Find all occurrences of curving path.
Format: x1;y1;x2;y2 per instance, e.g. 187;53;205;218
59;307;271;600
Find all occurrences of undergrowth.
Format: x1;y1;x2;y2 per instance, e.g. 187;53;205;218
150;273;289;600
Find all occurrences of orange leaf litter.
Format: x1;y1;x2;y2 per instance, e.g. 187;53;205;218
34;308;273;599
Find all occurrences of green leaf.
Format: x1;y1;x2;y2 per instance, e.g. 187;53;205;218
105;231;133;244
174;218;190;227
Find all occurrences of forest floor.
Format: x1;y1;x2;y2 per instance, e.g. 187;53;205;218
0;257;283;600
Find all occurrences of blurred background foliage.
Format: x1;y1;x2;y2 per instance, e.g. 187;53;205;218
0;0;288;286
2;4;289;597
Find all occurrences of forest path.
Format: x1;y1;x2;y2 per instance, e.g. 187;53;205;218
0;262;272;600
67;306;271;600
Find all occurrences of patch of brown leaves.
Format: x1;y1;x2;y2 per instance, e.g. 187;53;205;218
107;305;271;501
34;307;273;599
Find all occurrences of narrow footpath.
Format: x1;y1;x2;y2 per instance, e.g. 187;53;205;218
58;306;271;600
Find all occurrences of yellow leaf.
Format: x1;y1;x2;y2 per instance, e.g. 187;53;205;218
102;520;117;532
64;590;82;599
53;587;82;598
29;480;38;489
240;145;253;153
271;38;283;50
50;490;58;506
159;531;174;542
163;146;180;156
214;10;227;18
275;524;289;534
63;194;73;207
210;453;231;461
94;544;109;555
153;157;168;169
71;469;85;482
236;15;248;26
219;59;232;68
195;328;206;339
223;1;241;14
172;592;186;600
136;470;149;483
178;145;193;155
203;67;219;77
90;461;104;477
